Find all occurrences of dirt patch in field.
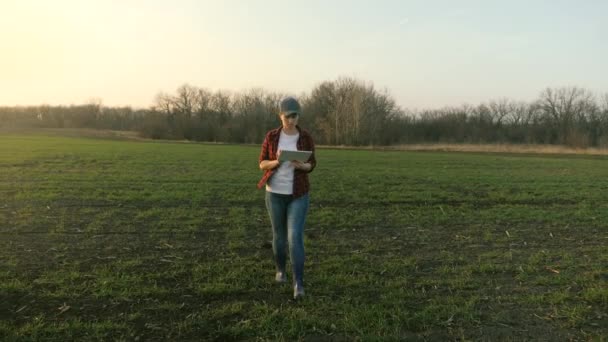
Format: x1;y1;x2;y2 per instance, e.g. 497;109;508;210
320;143;608;156
0;127;145;141
3;128;608;155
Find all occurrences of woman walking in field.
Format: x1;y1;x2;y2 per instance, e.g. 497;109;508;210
258;96;316;300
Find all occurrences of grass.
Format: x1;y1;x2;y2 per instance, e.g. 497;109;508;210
1;132;607;340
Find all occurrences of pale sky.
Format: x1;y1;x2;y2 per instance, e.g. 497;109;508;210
1;0;607;109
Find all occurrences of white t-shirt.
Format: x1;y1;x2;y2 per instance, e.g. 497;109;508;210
266;130;300;195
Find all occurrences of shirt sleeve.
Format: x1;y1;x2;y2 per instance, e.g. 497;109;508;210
306;133;316;173
259;132;271;164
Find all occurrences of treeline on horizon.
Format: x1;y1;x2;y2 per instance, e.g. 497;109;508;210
2;77;608;147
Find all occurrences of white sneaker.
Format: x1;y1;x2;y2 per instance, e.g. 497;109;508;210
275;272;287;283
293;284;304;299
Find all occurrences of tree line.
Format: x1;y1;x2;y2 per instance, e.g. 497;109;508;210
2;77;608;147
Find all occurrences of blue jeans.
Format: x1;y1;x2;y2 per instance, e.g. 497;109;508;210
265;191;309;286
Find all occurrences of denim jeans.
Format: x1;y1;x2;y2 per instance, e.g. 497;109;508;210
265;191;309;286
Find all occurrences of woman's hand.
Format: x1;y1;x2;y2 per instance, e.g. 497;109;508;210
259;150;282;170
274;149;283;169
291;160;311;171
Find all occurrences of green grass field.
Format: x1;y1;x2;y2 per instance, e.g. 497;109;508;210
1;133;607;341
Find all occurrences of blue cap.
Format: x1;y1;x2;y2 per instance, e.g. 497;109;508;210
279;96;301;115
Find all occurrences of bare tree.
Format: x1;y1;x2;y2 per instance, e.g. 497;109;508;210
538;86;595;145
175;84;200;117
488;98;511;125
306;77;402;145
504;101;532;126
153;92;175;115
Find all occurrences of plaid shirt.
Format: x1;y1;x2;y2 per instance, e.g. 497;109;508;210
257;125;316;198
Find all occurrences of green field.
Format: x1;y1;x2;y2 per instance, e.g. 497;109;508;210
1;133;607;341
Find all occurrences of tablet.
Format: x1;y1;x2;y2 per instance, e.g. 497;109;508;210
278;150;312;162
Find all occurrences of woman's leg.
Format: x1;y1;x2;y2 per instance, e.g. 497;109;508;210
287;193;309;286
265;192;288;275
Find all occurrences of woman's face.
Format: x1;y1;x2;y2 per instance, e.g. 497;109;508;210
280;112;299;129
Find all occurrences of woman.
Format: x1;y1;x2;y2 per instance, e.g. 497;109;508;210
258;96;316;299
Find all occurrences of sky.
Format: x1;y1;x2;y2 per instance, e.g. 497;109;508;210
1;0;607;109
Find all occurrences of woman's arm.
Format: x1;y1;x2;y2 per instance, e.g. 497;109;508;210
297;131;315;173
259;149;282;170
259;159;280;170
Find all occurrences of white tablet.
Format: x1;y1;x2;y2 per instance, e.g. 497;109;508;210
278;150;312;162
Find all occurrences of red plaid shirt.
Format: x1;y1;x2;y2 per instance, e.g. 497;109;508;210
257;125;316;198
